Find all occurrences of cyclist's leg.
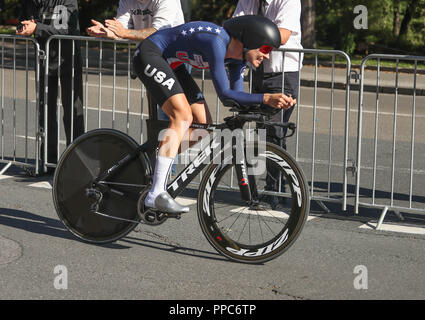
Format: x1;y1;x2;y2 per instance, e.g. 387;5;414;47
159;94;193;158
146;94;193;213
173;64;212;152
189;101;212;139
133;39;191;213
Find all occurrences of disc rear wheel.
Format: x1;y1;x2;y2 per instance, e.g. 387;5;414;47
53;129;150;244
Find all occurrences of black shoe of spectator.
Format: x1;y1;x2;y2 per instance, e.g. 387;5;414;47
262;182;287;210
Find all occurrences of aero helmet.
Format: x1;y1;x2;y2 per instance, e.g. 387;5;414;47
223;15;281;52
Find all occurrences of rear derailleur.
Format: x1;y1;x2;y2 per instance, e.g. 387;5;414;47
84;186;181;227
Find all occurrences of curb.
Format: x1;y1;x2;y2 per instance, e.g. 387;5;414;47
189;69;425;97
300;79;425;96
303;61;425;75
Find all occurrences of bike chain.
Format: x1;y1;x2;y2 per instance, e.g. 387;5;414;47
85;187;181;227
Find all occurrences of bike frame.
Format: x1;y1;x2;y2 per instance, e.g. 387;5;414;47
93;120;254;202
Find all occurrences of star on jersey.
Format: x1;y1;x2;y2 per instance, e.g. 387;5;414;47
180;25;222;36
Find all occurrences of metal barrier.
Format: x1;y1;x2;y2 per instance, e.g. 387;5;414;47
253;48;353;212
355;54;425;227
6;34;424;227
186;48;353;213
42;35;143;173
0;35;42;175
40;37;356;213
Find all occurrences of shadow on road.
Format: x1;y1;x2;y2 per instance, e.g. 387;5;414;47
0;207;130;249
121;235;253;265
310;181;425;224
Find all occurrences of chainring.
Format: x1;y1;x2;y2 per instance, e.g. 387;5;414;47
137;188;168;226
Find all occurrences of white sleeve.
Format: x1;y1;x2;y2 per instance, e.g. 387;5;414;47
151;0;181;30
116;0;134;30
232;0;251;17
274;0;301;33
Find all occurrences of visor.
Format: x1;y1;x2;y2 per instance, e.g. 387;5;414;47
259;45;274;54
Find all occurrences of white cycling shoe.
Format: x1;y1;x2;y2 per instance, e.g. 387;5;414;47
145;192;190;214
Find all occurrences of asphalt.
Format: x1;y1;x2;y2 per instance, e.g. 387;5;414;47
1;168;425;300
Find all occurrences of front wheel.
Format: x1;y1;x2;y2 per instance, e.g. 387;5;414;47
197;142;310;264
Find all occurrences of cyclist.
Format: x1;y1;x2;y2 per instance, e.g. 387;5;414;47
132;15;296;214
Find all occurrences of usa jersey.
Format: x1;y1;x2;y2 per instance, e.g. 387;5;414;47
147;21;264;106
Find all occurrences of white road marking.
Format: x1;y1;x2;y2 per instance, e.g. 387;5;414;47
27;181;52;189
0;174;12;180
230;207;316;221
175;197;197;206
359;222;425;235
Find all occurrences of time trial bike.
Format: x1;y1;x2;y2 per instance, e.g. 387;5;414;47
52;101;310;264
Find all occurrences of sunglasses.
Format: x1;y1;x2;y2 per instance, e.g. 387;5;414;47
259;45;274;54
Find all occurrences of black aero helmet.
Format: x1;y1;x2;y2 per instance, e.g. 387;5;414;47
223;15;281;50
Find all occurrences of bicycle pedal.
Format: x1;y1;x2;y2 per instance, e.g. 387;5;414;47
164;213;181;220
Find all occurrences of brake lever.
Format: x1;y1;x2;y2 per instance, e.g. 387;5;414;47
285;123;296;138
257;121;297;138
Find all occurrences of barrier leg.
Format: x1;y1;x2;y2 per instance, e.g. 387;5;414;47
0;162;12;175
315;200;331;213
376;206;389;230
393;210;404;221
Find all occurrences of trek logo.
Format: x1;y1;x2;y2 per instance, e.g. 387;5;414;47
169;138;221;192
130;9;153;16
144;64;175;90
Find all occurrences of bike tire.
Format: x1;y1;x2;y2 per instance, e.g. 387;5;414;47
53;129;150;244
197;142;310;264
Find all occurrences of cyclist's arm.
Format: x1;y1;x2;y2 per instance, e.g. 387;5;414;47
211;59;263;105
226;59;246;92
201;37;263;105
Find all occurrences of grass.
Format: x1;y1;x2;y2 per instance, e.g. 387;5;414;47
0;25;17;35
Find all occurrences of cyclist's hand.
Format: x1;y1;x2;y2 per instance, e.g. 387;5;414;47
263;93;295;110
